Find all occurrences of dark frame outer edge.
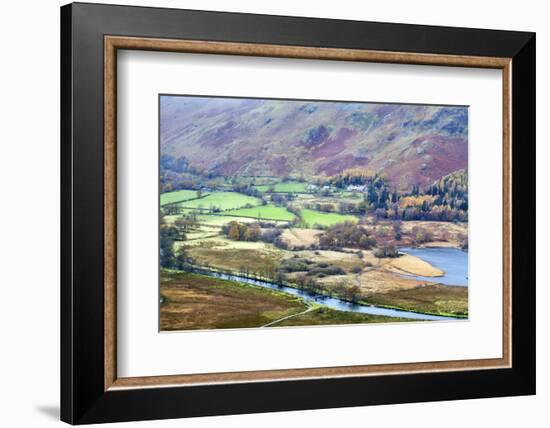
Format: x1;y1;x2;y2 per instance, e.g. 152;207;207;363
60;4;74;425
510;34;536;390
60;2;536;424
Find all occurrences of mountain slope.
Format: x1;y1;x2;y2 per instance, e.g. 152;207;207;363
160;96;468;189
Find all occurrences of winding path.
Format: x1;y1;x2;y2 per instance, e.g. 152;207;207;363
261;306;316;327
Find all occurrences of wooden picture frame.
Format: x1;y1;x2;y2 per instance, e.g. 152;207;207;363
61;2;535;424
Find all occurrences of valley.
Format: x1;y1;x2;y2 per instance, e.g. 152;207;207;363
159;95;469;331
160;175;468;330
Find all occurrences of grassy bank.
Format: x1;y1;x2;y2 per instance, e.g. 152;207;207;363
364;284;468;318
274;306;416;327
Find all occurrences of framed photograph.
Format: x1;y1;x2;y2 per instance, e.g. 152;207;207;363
61;2;535;424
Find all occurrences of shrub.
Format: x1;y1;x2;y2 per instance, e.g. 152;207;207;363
374;244;399;258
278;258;312;273
411;226;434;244
306;264;345;277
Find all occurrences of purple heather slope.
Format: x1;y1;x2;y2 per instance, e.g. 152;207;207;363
160;96;468;189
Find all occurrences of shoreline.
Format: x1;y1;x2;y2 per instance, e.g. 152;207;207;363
387;252;445;278
415;242;464;250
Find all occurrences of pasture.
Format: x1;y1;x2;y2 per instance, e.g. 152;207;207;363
160;189;205;206
177;191;261;211
222;204;296;221
300;209;357;228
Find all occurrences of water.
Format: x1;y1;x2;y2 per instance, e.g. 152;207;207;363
397;247;468;287
200;270;463;322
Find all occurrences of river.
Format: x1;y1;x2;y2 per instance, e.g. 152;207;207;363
397;247;468;287
199;268;464;322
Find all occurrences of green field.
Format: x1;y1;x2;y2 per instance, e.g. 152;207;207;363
177;191;261;211
222;204;296;221
300;209;357;228
160;189;205;206
255;181;308;193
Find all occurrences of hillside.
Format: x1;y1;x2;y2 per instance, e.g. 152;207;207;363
160;96;468;190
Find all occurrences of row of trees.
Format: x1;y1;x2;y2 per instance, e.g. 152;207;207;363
373;204;468;222
220;221;288;248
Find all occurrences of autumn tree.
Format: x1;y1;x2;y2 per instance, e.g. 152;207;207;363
227;222;242;240
243;223;261;241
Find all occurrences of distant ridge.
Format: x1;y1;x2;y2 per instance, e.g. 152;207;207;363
160;96;468;190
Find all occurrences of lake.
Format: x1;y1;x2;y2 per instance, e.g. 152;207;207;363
398;247;468;287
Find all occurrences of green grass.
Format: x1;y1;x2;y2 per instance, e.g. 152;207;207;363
255;181;308;193
364;284;468;318
222;204;296;221
160;189;205;206
177;192;261;211
274;306;416;327
300;209;357;228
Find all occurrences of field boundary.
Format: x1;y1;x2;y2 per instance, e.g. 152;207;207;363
161;193;211;207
